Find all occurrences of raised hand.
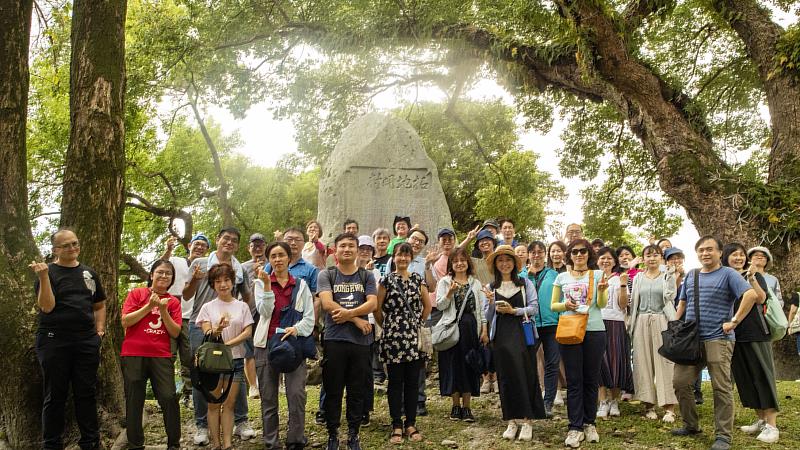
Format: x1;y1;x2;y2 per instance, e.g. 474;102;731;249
482;286;495;304
619;271;628;286
465;225;480;242
447;280;461;296
598;272;609;291
273;229;284;241
29;261;49;276
165;236;177;251
255;264;272;290
147;291;161;309
191;264;206;280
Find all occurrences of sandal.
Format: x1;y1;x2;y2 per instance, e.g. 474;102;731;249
390;429;404;445
406;426;423;442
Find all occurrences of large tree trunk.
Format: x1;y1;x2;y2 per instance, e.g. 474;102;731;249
0;1;45;447
60;0;129;441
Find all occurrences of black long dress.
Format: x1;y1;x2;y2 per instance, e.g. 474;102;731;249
493;288;546;420
438;285;481;396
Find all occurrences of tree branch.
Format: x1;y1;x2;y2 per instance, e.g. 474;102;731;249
125;192;194;245
120;253;149;282
623;0;676;31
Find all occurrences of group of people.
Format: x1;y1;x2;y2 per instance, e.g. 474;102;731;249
30;217;797;450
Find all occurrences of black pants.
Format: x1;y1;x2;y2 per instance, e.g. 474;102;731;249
122;356;181;448
560;331;606;431
387;359;423;428
322;341;371;435
36;332;101;450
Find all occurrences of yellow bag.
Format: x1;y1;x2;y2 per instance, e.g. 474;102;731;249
556;270;594;345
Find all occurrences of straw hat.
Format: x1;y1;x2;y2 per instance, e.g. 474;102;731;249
486;245;522;272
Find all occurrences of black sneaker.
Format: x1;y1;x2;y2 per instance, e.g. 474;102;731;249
316;411;326;425
326;434;339;450
450;406;462;421
361;413;370;427
670;427;702;436
347;434;362;450
461;407;475;423
416;403;428;417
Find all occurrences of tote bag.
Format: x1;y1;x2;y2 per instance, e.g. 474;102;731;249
658;270;702;366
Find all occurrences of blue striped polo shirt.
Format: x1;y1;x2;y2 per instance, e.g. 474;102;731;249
678;266;752;341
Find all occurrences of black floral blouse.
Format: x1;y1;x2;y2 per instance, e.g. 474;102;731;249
379;272;424;364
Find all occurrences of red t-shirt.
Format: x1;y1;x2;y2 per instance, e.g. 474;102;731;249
121;287;182;358
267;274;295;339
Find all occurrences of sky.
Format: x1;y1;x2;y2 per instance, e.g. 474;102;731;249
196;7;800;268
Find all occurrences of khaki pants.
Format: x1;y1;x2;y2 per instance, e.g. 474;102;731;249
672;339;734;441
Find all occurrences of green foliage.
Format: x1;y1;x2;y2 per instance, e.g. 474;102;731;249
475;151;566;241
774;23;800;82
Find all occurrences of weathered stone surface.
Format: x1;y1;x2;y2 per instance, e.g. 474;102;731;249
318;113;453;243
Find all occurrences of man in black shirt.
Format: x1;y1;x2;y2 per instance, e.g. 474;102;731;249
31;229;106;450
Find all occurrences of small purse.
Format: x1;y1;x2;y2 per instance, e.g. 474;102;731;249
520;286;536;346
556;270;594;345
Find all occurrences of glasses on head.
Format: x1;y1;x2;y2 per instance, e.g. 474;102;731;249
570;248;589;256
153;270;173;277
55;241;80;250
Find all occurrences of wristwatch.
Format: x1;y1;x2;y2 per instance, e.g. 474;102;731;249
730;317;739;324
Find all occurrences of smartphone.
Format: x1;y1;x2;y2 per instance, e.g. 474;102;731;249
495;300;511;309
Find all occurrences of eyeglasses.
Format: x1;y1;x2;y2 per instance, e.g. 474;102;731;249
284;237;304;243
570;248;589;256
55;241;80;250
409;236;426;244
153;270;173;277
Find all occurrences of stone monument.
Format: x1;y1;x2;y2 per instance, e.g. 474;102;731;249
318;112;453;244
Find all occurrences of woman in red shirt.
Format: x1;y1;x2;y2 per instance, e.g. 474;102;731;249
120;260;183;449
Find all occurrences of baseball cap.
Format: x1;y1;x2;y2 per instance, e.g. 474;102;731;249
437;228;455;239
663;247;684;261
249;233;266;243
481;219;499;231
190;233;211;246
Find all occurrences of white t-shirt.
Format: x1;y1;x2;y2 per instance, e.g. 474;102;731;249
168;256;193;319
196;298;254;359
601;275;626;321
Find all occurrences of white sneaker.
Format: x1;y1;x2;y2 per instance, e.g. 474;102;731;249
502;421;519;440
584;424;599;443
756;424;780;443
662;411;676;423
740;419;766;434
645;409;658;420
596;400;609;418
248;385;260;399
608;400;620;417
234;421;256;440
518;422;533;441
491;380;499;393
564;430;585;448
481;379;492;394
554;390;565;406
193;427;209;446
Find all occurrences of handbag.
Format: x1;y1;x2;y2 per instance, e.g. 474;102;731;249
195;332;234;373
764;287;788;341
395;274;432;354
431;282;471;351
192;332;235;404
658;269;702;365
556;270;594;345
522;309;536;346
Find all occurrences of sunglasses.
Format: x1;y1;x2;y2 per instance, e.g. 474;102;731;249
570;248;589;256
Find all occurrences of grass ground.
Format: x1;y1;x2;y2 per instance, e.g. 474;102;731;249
138;378;800;449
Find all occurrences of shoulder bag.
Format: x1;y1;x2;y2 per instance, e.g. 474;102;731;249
556;270;594;345
658;269;702;365
431;282;471;351
764;286;788;341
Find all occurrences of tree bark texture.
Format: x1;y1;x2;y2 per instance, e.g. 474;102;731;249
0;1;45;447
60;0;129;440
445;1;800;377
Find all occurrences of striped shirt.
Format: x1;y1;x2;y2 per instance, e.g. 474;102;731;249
678;266;752;341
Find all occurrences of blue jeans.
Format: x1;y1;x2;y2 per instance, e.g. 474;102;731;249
189;322;249;428
538;326;561;406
